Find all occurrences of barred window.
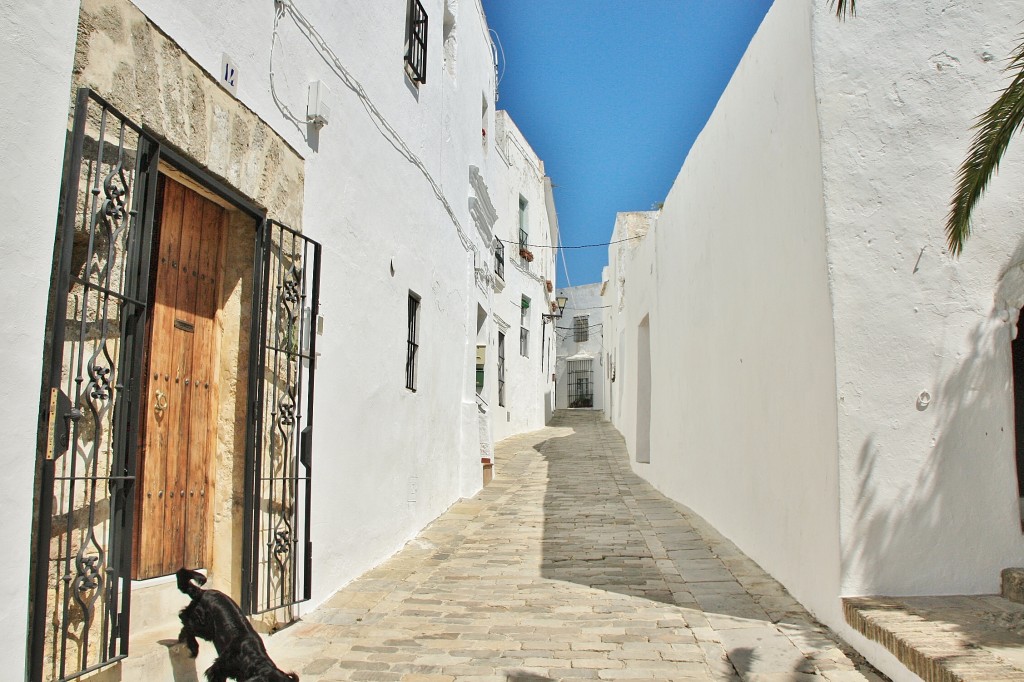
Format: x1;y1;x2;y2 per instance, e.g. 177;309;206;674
494;240;504;280
520;295;530;357
406;292;420;390
574;315;589;342
405;0;428;85
497;332;506;406
518;196;528;248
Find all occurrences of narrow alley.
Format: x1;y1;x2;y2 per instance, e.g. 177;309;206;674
258;411;883;681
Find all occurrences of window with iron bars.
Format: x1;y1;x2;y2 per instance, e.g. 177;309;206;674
406;292;420;390
519;196;528;248
574;315;589;342
497;332;506;406
405;0;428;85
520;296;530;359
494;240;504;280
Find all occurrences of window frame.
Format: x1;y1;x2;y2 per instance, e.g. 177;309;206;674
406;292;420;391
497;331;506;406
574;315;589;342
404;0;429;85
518;195;528;249
494;240;504;280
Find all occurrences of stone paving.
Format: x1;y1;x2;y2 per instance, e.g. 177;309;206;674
266;410;886;681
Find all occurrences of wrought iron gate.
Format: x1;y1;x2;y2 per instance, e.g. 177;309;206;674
567;358;594;408
30;89;159;682
243;220;321;615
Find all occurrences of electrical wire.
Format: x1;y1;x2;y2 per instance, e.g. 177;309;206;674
499;235;645;249
273;0;477;257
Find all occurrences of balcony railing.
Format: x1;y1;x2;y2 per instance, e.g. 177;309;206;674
495;240;504;280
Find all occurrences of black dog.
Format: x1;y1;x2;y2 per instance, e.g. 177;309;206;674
176;567;299;682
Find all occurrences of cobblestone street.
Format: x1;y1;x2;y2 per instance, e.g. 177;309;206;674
266;411;883;681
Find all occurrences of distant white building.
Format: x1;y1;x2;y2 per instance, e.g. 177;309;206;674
602;1;1024;680
1;0;557;678
554;283;606;411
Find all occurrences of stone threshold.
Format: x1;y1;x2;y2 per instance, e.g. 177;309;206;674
843;595;1024;681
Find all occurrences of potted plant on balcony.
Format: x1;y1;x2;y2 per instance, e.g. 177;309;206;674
519;247;534;262
546;279;553;292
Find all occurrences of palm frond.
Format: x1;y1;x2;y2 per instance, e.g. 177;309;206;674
828;0;856;20
946;37;1024;257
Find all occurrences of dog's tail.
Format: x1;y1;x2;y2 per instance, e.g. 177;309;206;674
176;567;207;600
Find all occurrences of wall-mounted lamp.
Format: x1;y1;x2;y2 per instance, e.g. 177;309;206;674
543;295;568;321
307;80;331;129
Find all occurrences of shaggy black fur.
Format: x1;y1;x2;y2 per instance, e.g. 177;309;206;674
177;567;299;682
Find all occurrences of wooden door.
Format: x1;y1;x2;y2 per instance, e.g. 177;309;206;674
134;174;225;579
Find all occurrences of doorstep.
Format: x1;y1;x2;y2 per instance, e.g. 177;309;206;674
843;595;1024;681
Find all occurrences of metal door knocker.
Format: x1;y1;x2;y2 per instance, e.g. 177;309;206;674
154;389;168;416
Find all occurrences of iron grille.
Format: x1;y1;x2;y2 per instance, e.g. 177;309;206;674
497;332;505;406
405;0;428;84
243;219;321;615
574;315;589;342
406;294;420;391
494;240;504;280
567;359;594;408
519;227;528;251
520;327;529;358
31;88;160;682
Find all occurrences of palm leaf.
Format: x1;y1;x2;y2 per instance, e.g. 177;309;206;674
947;38;1024;257
828;0;856;19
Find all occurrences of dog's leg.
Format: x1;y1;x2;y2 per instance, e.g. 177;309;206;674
203;659;229;682
178;606;200;658
178;625;200;658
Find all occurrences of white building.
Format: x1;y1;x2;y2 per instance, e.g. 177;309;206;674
602;1;1024;679
1;0;557;679
554;283;606;412
484;112;559;445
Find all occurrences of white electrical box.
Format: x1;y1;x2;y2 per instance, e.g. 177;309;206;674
307;80;331;128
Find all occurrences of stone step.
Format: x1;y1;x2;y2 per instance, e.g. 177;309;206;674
1003;567;1024;605
844;594;1024;681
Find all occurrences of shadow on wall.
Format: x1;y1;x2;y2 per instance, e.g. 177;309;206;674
845;249;1024;594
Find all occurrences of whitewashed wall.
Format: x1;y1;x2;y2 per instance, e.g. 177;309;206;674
812;0;1024;599
3;3;556;671
604;1;1024;678
555;283;606;411
488;112;558;443
0;0;81;672
125;0;548;610
603;0;844;638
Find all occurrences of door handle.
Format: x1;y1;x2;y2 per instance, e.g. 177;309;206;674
153;389;168;416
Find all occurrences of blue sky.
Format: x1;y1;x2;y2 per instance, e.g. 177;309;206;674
480;1;775;286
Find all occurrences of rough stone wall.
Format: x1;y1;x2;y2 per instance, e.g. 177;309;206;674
73;0;304;227
212;208;256;599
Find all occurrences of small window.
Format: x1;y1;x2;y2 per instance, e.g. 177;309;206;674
475;344;485;395
518;196;528;248
405;0;429;85
497;332;506;406
574;315;589;342
406;292;420;390
494;240;504;280
520;296;530;357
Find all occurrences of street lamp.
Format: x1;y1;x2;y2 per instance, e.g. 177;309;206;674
543;295;568;321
